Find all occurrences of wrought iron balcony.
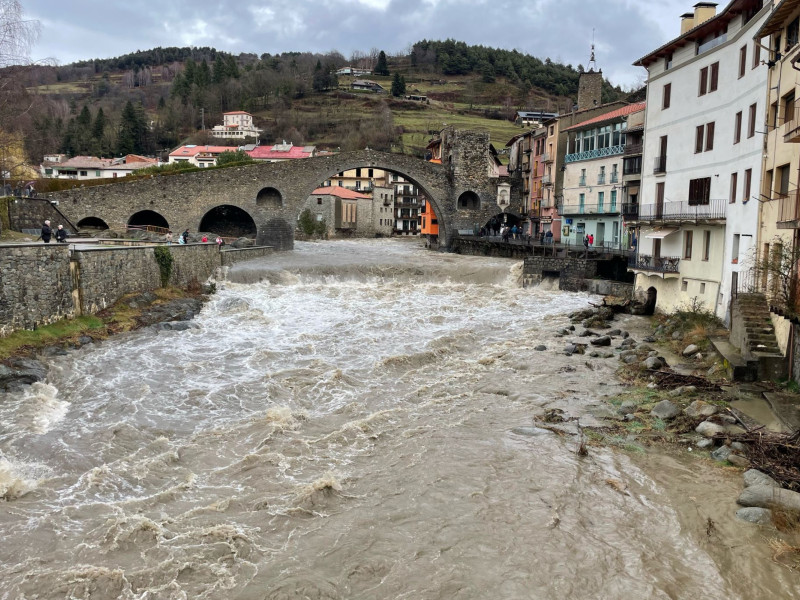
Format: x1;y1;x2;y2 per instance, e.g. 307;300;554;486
579;176;586;186
637;198;727;221
623;160;642;176
564;144;624;164
629;254;681;273
610;173;619;184
556;202;620;216
597;174;606;185
653;156;667;174
622;202;639;218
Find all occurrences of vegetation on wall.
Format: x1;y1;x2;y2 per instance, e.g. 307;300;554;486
153;246;174;287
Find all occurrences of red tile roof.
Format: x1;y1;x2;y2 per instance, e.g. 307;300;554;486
224;111;251;115
564;102;646;132
169;145;236;157
312;185;371;199
247;145;315;160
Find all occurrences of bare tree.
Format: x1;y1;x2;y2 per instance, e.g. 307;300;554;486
0;0;39;68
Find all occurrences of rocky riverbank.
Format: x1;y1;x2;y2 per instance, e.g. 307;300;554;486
0;288;207;393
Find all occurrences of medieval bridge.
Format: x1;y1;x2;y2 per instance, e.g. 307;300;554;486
49;130;516;250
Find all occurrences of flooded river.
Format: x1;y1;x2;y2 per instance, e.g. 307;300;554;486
0;239;797;599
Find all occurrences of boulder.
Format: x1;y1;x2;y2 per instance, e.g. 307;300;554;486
696;438;715;449
682;344;700;357
727;454;751;468
684;400;718;417
622;354;639;365
608;329;622;337
618;400;638;415
636;344;653;352
590;336;611;346
711;445;732;462
642;356;665;370
737;485;800;512
736;507;773;525
696;421;726;438
534;345;547;351
651;399;680;420
643;335;656;343
743;469;780;489
672;331;684;341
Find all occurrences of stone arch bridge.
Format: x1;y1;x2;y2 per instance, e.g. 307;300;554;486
49;136;516;251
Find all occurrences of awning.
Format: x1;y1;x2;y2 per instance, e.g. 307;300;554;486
644;228;678;239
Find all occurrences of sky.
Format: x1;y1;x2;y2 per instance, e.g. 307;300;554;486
24;0;698;88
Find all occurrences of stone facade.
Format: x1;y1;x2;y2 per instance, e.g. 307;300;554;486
577;70;603;111
0;243;273;336
0;244;75;336
48;132;513;251
8;197;79;233
523;256;598;291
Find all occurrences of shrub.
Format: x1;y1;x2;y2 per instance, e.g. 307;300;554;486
154;246;174;287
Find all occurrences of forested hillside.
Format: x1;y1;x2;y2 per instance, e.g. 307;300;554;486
4;40;631;178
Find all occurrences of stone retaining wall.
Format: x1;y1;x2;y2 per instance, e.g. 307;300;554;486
0;243;274;336
7;197;78;233
523;256;598;291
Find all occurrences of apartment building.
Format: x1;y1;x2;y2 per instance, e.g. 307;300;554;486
631;0;771;321
210;111;263;140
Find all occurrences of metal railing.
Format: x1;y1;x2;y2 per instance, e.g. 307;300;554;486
542;152;552;163
628;253;681;273
623;161;642;176
610;173;619;184
542;173;552;185
653;156;667;174
579;176;586;186
597;174;606;185
784;108;800;143
564;144;624;164
622;203;639;218
637;198;727;221
557;202;620;215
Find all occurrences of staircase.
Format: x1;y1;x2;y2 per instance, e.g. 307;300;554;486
729;293;787;381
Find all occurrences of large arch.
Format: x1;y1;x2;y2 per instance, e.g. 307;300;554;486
256;187;282;208
77;216;109;230
128;210;169;229
199;205;258;238
457;191;480;210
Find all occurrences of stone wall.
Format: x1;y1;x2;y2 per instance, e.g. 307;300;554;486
168;243;221;287
523;256;598;291
7;197;79;233
220;246;273;266
583;280;634;297
0;244;75;336
450;237;533;259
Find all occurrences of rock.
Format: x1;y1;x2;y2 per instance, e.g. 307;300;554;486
636;344;653;352
0;358;48;392
672;331;684;341
568;325;575;331
647;382;659;389
743;469;780;488
564;344;576;356
682;344;700;357
696;421;726;438
707;364;720;377
643;335;656;343
684;399;717;417
77;336;93;346
694;353;704;361
618;400;638;415
511;426;553;437
600;352;614;359
736;507;774;525
727;454;750;468
737;485;800;512
608;329;622;337
651;399;681;420
590;336;611;346
642;356;665;370
623;354;639;364
534;345;547;351
557;328;570;335
622;331;630;339
731;441;747;453
579;329;597;337
625;413;637;421
711;446;732;462
697;438;715;449
39;346;68;357
588;351;600;358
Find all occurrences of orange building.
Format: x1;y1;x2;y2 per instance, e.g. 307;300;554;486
420;197;439;246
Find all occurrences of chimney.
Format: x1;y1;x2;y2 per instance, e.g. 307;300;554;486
693;2;717;26
680;12;695;34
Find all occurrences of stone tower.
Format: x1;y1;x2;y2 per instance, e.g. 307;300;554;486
577;42;603;111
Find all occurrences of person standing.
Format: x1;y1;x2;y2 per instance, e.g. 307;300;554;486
588;233;594;247
215;236;223;247
165;230;173;245
181;229;189;244
201;235;208;243
41;220;52;243
55;225;67;243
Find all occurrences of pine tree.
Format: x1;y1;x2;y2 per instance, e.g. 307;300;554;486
391;73;406;97
375;50;389;76
197;59;211;88
92;108;106;141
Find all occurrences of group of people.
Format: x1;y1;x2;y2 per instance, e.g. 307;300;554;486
40;220;68;243
165;229;225;247
583;233;595;249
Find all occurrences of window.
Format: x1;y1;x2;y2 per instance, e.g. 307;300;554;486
748;103;757;138
665;53;673;70
700;282;706;294
739;46;747;78
744;168;752;201
684;230;693;260
753;41;761;69
788;17;799;50
734;111;742;144
695;125;705;153
730;172;738;203
95;170;101;177
699;66;708;96
682;279;688;291
703;230;711;261
689;177;711;205
732;234;741;264
710;62;719;91
611;189;617;211
783;91;795;126
579;193;585;213
598;191;604;212
663;83;671;109
695;122;714;152
356;168;362;177
775;34;782;62
770;101;779;128
706;121;715;150
778;163;791;197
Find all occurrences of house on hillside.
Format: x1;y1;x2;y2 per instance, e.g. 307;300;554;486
40;154;159;179
247;142;316;162
210;111;263;140
515;111;558;127
336;67;372;77
168;145;237;167
351;80;385;93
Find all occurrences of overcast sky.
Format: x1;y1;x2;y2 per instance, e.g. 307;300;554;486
25;0;696;87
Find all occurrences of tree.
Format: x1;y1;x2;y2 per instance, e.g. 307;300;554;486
375;50;389;76
391;72;406;97
215;149;253;166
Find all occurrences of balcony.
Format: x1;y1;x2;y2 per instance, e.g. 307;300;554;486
628;253;681;274
624;143;643;156
564;144;624;164
778;191;800;227
542;152;553;163
636;198;727;221
542;173;552;185
653;156;667;174
579;176;587;186
784;108;800;143
557;202;620;216
610;173;619;184
597;174;606;185
623;160;642;176
622;203;639;219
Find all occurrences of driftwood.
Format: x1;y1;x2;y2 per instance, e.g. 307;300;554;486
648;369;720;391
716;429;800;491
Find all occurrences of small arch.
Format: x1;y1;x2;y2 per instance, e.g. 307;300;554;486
259;218;294;250
256;187;282;208
128;210;169;229
77;216;109;231
457;191;480;210
199;205;257;238
644;286;657;315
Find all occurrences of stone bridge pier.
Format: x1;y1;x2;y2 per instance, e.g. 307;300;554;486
49;128;517;251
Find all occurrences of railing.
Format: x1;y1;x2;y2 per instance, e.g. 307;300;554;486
579;176;586;186
542;152;552;163
610;173;619;184
624;143;643;156
597;174;606;185
564;144;624;164
623;161;642;176
628;253;681;273
622;203;639;218
784;107;800;143
653;156;667;174
637;198;727;221
557;202;620;215
542;173;552;185
778;190;800;224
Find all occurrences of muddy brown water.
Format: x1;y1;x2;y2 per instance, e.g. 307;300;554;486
0;240;797;599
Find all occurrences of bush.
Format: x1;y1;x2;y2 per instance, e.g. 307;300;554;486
154;246;174;287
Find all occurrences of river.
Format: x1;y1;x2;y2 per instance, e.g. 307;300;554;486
0;239;797;599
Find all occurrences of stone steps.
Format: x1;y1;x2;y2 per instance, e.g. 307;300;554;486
730;293;787;381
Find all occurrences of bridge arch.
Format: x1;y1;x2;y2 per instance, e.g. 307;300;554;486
256;187;282;208
199;205;258;238
77;216;109;230
128;210;169;229
457;191;481;210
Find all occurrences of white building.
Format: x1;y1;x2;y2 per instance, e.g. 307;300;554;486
210;111;262;140
631;0;771;322
40;154;159;179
